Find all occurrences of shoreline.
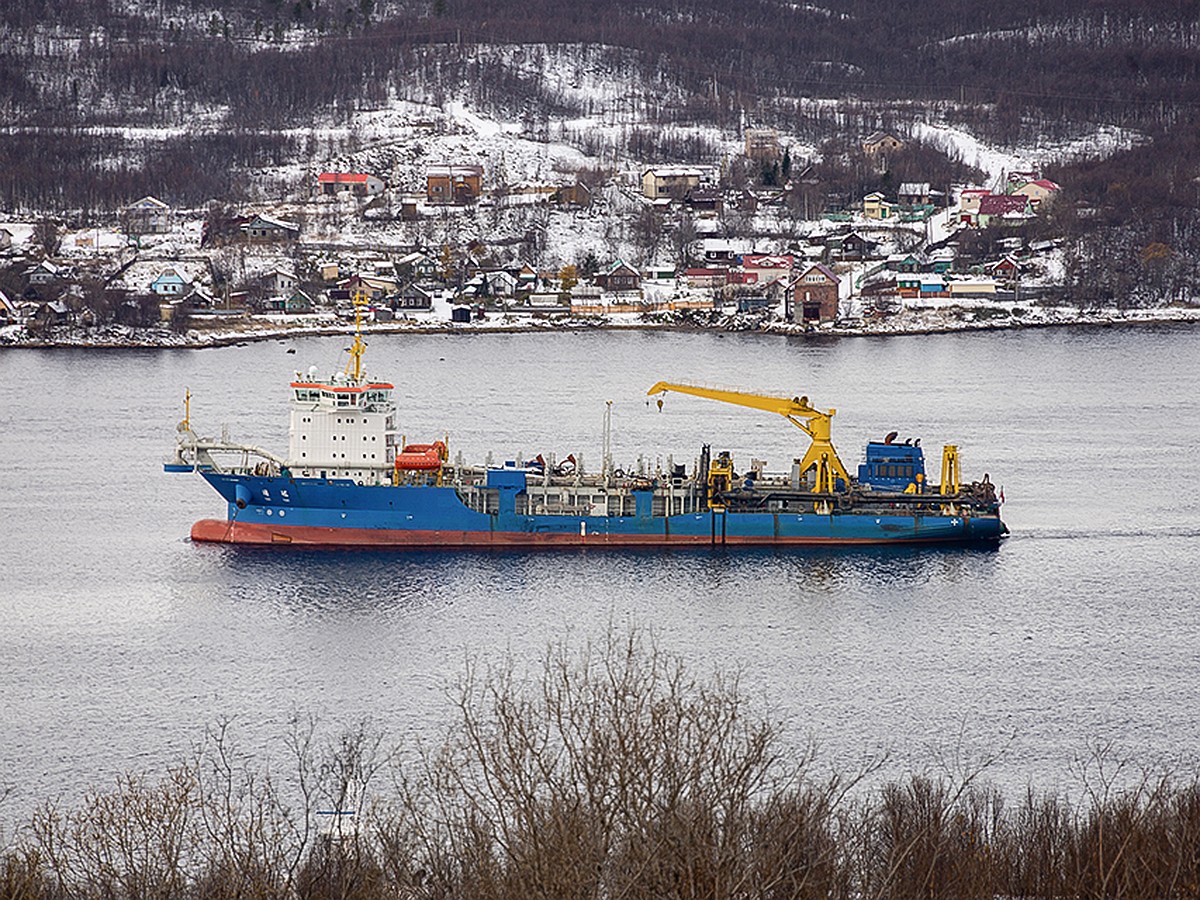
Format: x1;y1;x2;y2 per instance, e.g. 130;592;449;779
3;305;1199;349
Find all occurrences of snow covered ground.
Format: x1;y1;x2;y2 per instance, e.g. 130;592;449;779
912;121;1142;188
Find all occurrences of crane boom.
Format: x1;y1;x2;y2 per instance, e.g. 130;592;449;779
647;381;851;489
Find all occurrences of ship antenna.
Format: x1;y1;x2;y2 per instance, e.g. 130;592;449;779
179;388;191;432
345;289;368;382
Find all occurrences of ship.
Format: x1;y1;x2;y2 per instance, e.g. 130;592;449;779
166;306;1007;548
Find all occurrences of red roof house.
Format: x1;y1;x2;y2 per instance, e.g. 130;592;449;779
318;173;385;196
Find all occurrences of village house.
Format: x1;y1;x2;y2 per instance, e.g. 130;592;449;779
1006;170;1042;190
182;286;218;310
150;268;191;296
825;231;878;262
744;128;781;161
699;239;746;266
26;259;61;286
122;196;173;235
512;262;539;292
685;189;723;215
957;188;992;224
595;259;642;293
339;274;398;302
262;269;298;295
681;268;726;290
917;276;948;297
789;263;840;324
896;275;921;298
862;131;904;159
897;182;933;206
0;227;13;252
426;164;484;204
730;254;794;287
864;131;902;170
989;256;1021;282
862;192;893;220
976;194;1034;228
317;172;385;197
34;299;71;327
1011;178;1061;207
265;290;315;314
552;181;593;208
462;269;519;299
641;166;705;201
240;214;300;243
886;252;925;274
0;288;16;322
396;283;434;311
315;261;342;282
396;251;442;282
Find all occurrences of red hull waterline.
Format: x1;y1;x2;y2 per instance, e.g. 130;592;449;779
190;518;975;548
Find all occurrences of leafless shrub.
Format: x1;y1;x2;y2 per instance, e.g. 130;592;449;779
8;636;1200;899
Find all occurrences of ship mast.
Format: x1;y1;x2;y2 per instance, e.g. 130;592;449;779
345;289;369;382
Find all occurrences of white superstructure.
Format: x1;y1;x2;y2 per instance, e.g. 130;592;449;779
286;365;397;483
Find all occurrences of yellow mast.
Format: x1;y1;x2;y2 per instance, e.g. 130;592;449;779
647;381;852;489
344;289;369;382
179;388;191;432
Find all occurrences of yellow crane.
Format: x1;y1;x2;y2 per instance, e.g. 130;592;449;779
647;381;851;493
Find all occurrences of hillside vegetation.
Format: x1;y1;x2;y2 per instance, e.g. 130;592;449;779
2;0;1200;298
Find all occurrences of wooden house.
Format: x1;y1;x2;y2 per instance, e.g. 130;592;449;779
641;166;704;200
862;131;904;157
831;232;877;261
553;181;593;208
240;214;300;243
1011;178;1061;207
897;182;932;206
262;269;298;294
150;268;191;297
862;192;893;220
989;256;1021;282
744;128;781;161
595;260;642;293
27;260;61;286
122;196;173;235
266;290;315;313
732;254;794;287
396;284;434;310
426;165;484;204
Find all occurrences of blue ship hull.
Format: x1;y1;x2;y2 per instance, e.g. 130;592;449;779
189;472;1007;547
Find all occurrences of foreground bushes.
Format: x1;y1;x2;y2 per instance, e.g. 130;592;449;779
3;631;1199;899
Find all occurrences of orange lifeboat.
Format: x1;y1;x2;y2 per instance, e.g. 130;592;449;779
395;440;447;471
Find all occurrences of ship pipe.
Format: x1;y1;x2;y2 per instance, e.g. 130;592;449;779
235;484;252;510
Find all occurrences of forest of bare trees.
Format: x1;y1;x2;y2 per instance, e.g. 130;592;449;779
2;0;1200;277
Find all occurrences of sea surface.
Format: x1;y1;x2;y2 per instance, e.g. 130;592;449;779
1;325;1198;821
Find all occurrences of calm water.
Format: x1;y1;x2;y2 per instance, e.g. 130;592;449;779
1;325;1198;820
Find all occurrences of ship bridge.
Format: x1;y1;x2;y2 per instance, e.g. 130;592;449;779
287;368;398;482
